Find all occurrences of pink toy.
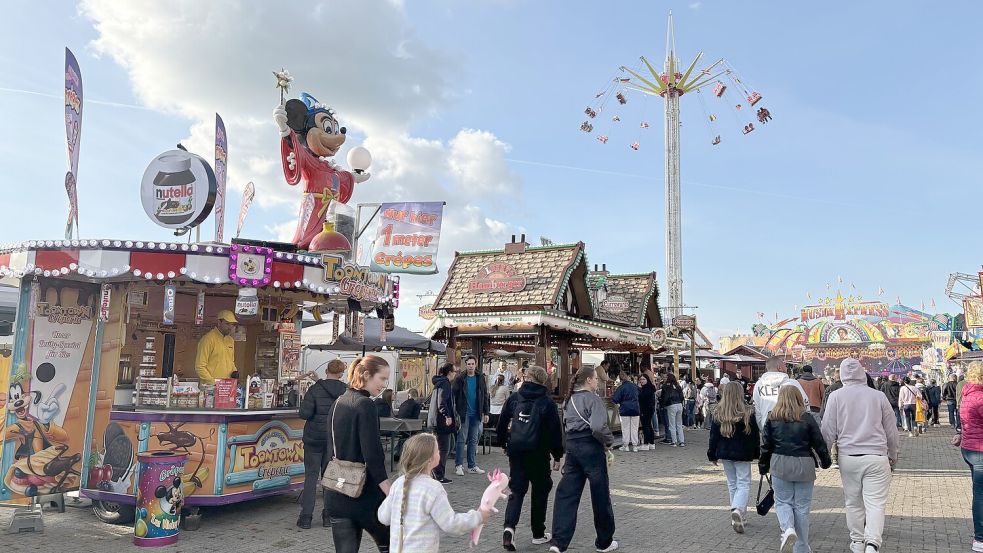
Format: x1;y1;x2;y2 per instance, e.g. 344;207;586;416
470;468;510;546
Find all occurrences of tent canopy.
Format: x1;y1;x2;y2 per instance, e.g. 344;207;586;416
302;317;446;353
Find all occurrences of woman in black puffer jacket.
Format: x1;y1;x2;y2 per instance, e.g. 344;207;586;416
708;382;760;534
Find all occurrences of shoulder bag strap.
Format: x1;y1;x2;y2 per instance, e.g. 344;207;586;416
330;394;344;460
570;394;591;426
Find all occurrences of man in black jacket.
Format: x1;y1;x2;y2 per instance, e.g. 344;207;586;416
452;355;491;475
879;375;902;428
393;388;423;461
297;358;348;529
926;379;942;426
497;366;563;551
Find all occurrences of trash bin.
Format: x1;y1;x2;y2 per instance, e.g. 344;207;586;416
134;451;188;547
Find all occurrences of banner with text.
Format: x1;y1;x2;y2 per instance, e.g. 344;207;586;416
214;113;227;242
369;201;444;275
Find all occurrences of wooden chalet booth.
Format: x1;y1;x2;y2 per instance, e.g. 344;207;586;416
425;238;664;398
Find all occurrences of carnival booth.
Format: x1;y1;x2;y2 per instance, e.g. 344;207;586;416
424;237;666;430
0;239;396;526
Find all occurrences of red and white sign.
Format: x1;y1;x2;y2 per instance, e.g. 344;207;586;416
418;304;436;320
468;263;527;293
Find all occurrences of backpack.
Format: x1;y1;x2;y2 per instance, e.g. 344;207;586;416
508;396;543;453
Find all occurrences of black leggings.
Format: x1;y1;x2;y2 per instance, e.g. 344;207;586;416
330;514;390;553
640;412;656;445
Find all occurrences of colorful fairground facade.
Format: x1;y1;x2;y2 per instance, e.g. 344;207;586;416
719;291;954;378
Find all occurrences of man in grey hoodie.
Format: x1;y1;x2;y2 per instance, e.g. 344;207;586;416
821;358;898;553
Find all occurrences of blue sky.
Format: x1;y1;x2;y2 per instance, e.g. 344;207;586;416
1;1;981;343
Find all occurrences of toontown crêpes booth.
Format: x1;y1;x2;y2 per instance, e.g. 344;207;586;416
425;239;666;425
0;240;396;525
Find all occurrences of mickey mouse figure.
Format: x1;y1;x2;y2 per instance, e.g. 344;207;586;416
155;477;185;516
273;94;371;250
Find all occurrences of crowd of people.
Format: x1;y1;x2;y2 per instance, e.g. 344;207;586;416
291;353;979;553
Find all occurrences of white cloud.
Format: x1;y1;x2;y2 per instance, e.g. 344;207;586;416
689;2;702;9
78;0;525;331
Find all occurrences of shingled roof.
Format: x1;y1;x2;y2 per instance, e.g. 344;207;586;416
433;242;593;317
593;272;663;329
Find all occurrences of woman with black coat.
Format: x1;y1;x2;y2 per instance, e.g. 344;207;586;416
427;362;458;483
707;382;760;534
297;358;349;529
660;373;686;447
326;355;393;553
638;374;658;451
759;386;832;553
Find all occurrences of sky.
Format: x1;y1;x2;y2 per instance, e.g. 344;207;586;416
1;1;981;345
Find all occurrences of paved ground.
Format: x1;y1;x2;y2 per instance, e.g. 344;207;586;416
0;423;974;552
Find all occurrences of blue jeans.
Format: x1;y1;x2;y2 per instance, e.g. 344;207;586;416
455;414;483;469
721;460;752;511
772;476;814;553
963;448;983;540
948;400;961;429
685;399;696;427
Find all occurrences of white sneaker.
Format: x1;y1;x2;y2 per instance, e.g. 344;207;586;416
973;540;983;553
596;540;619;552
780;528;797;553
549;547;562;553
532;533;551;545
865;544;880;553
849;540;865;553
467;466;485;474
731;509;745;534
455;465;464;476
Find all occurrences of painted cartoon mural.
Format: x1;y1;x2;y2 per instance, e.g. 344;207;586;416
754;292;952;376
1;280;98;502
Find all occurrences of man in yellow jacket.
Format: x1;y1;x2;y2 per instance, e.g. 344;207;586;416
196;310;238;384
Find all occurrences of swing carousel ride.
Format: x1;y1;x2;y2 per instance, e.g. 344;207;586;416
581;11;771;323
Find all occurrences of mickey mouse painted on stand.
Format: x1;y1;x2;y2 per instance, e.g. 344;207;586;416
155;476;185;516
273;93;371;252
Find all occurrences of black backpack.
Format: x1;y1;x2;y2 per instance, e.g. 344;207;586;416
508;396;543;453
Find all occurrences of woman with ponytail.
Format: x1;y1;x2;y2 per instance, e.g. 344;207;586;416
377;433;490;552
548;366;619;553
326;355;392;553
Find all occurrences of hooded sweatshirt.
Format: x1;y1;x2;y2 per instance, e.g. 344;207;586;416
753;371;809;431
427;374;457;434
821;358;898;460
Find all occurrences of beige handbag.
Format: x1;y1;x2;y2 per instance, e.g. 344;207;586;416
321;396;367;498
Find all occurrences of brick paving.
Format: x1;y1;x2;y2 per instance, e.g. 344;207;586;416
0;423;974;552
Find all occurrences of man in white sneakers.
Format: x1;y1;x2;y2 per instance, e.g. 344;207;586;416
821;358;898;553
752;357;809;431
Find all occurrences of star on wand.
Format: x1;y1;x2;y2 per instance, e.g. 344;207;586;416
273;68;293;104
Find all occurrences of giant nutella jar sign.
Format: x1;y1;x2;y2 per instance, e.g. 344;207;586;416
140;150;217;230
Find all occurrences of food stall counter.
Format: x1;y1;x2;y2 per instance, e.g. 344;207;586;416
83;406;307;513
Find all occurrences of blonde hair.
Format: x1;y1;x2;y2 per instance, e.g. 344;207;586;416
347;355;390;389
967;362;983;385
716;382;751;438
768;385;805;422
397;433;438;552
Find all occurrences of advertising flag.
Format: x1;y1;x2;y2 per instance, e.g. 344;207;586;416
64;47;83;239
214;114;228;242
235;181;255;238
369;202;444;275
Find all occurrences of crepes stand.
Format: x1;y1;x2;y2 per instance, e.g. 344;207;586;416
0;239;396;527
424;237;666;429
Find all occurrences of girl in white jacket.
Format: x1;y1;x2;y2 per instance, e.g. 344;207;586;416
378;433;491;552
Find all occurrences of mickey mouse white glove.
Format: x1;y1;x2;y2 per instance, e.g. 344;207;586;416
273;106;290;138
287;152;296;171
353;171;371;184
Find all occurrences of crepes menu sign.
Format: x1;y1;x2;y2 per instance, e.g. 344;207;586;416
468;263;527;294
